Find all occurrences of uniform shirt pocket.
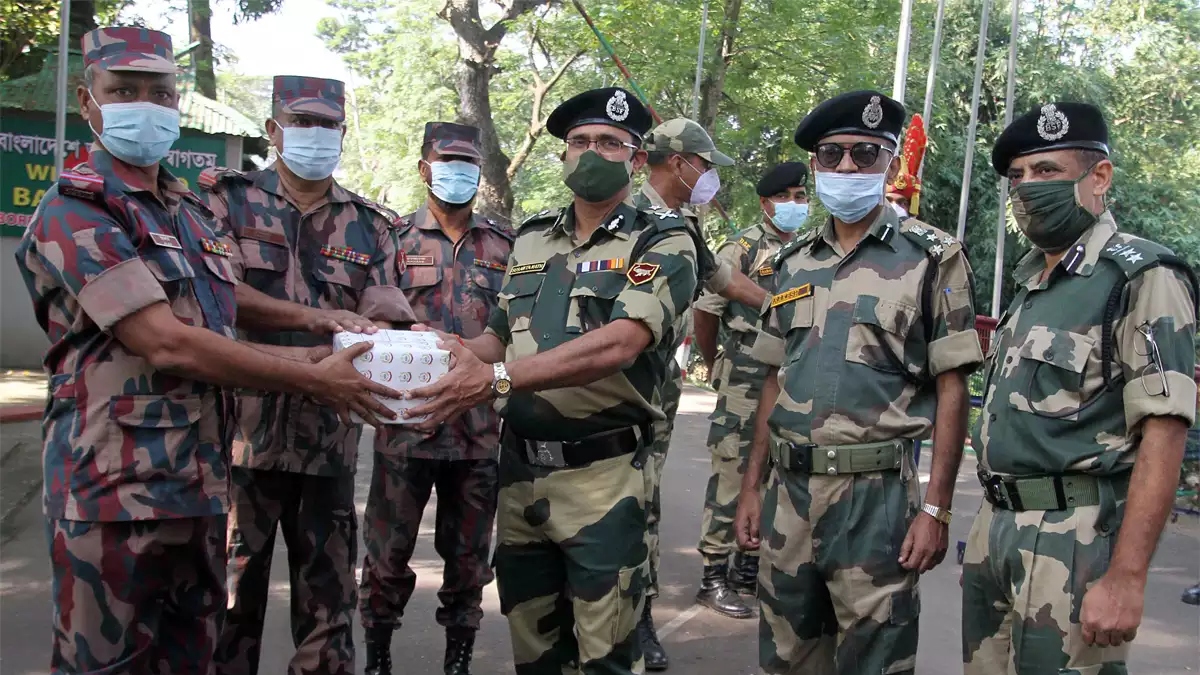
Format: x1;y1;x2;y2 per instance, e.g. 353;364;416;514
498;274;544;333
567;272;626;334
845;295;919;375
1010;325;1100;419
241;240;289;272
400;266;444;324
141;245;197;283
103;394;206;482
311;257;369;308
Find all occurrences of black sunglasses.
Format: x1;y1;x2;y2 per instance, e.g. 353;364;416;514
815;142;892;169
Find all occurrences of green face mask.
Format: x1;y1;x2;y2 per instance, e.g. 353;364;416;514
563;150;632;202
1009;167;1100;253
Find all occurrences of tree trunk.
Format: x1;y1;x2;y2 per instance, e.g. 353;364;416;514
69;1;98;44
439;0;551;224
189;0;217;98
697;0;743;132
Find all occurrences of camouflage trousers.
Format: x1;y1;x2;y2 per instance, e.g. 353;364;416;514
962;500;1128;674
359;453;499;630
698;395;761;567
215;467;357;675
645;363;682;599
47;516;227;674
494;443;650;674
758;456;921;675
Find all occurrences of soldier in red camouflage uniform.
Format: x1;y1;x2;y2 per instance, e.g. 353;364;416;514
199;76;415;675
359;122;511;675
15;29;395;675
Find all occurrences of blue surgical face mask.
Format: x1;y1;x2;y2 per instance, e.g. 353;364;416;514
278;123;342;180
427;160;480;205
815;172;887;223
88;91;180;167
769;201;809;232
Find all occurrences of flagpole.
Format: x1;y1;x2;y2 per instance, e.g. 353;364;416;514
992;0;1021;317
954;0;992;241
918;0;946;181
54;0;72;178
892;0;915;102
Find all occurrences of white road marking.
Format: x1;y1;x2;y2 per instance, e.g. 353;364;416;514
656;603;706;640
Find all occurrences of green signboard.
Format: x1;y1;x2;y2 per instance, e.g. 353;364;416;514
0;114;226;236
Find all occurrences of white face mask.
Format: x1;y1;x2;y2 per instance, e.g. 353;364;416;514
678;160;720;205
276;121;342;180
815;172;886;223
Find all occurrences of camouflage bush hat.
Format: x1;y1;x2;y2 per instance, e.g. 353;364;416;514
991;102;1109;175
422;122;483;160
82;27;176;74
272;76;346;123
644;118;734;166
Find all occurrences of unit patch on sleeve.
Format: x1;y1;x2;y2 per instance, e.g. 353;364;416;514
770;283;813;308
626;262;660;286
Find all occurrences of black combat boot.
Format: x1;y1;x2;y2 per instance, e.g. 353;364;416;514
696;563;753;619
728;551;760;596
364;624;394;675
444;627;476;675
637;597;669;671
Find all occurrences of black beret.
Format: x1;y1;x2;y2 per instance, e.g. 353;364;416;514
546;87;653;142
794;90;906;151
756;162;809;197
991;102;1110;174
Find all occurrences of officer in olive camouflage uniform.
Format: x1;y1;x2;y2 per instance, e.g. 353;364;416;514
740;91;984;675
360;122;512;675
398;88;698;675
629;117;736;669
201;76;415;675
691;161;809;620
963;102;1198;675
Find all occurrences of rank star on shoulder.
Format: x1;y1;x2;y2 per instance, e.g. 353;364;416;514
1120;248;1143;263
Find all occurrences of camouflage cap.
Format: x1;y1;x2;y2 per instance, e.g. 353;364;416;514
273;76;346;123
82;27;176;74
422;122;483;160
643;118;734;167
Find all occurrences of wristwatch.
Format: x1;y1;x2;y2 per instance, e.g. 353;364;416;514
922;503;953;525
491;362;513;397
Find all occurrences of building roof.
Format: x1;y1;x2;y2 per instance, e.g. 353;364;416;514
0;52;264;139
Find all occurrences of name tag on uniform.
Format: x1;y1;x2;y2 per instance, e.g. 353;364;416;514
770;283;812;308
510;262;546;275
406;255;435;266
474;258;506;272
320;245;370;266
201;239;232;257
149;232;182;249
241;227;287;247
737;238;752;251
576;258;624;273
757;265;774;277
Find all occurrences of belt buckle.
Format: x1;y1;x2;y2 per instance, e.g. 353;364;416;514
789;443;815;473
978;470;1007;508
526;440;564;468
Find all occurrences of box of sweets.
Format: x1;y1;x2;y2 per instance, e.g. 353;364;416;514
332;329;451;425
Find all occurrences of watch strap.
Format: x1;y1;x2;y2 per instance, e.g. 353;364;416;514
921;503;952;525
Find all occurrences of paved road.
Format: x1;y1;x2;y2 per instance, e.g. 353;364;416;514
2;386;1198;674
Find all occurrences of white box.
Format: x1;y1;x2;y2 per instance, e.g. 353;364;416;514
332;329;451;425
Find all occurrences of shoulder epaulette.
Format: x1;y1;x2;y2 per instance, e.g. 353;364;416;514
900;218;962;263
637;205;687;234
393;212;416;234
179;189;214;218
771;230;818;271
197;166;247;192
350;193;401;224
519;208;561;230
485;216;516;241
57;167;104;201
1097;232;1174;279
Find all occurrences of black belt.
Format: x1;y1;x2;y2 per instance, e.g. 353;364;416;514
502;426;642;469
